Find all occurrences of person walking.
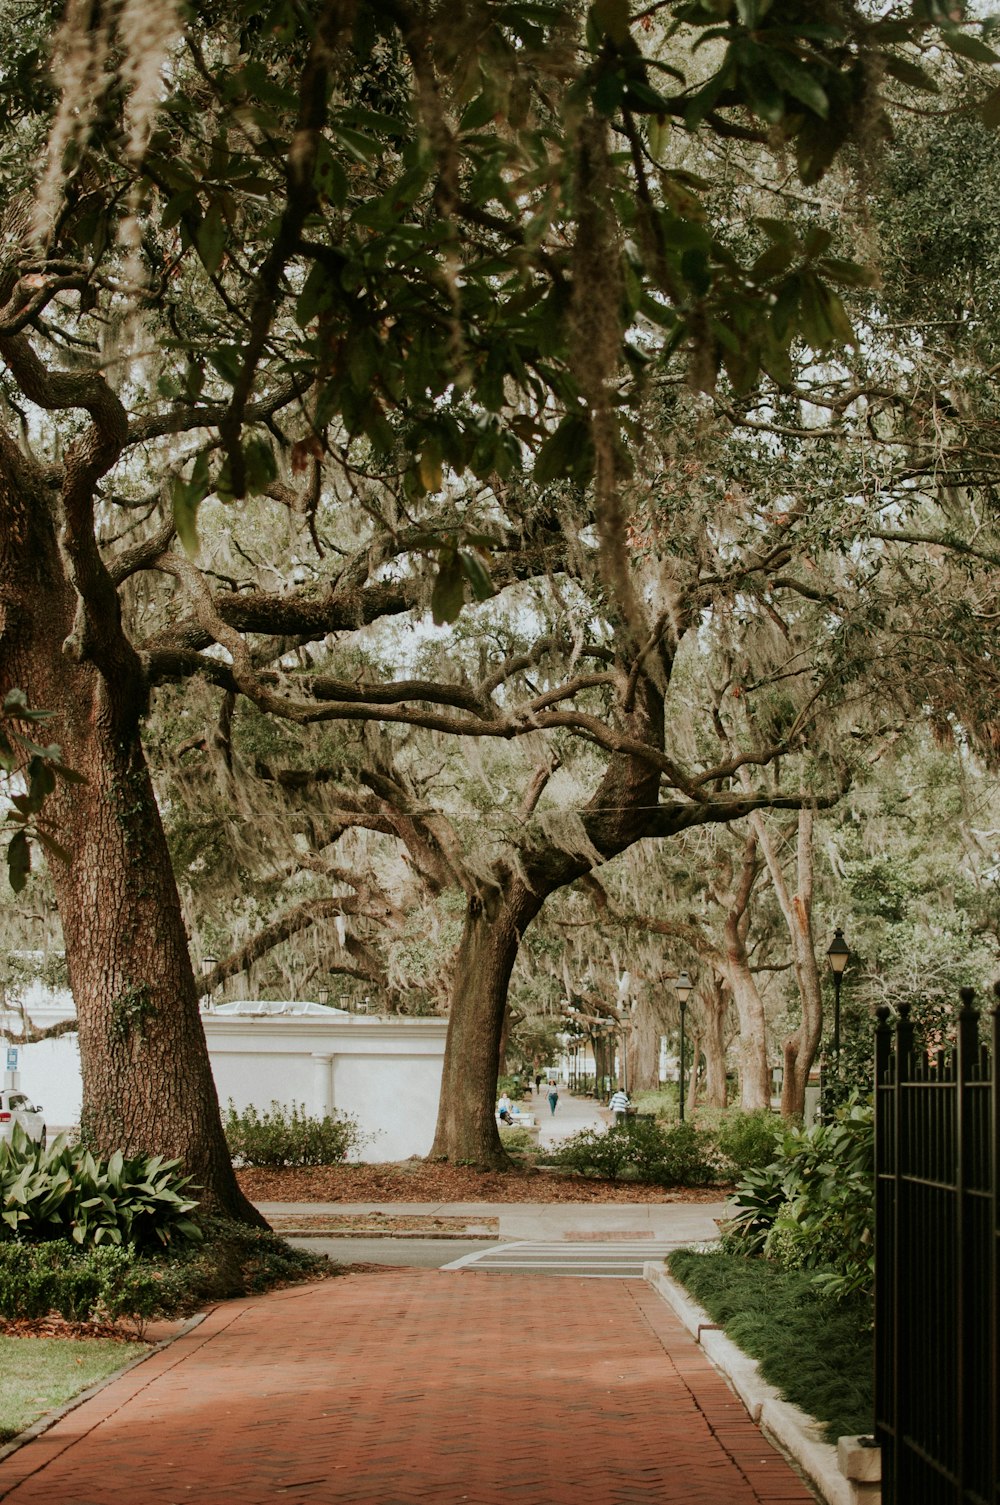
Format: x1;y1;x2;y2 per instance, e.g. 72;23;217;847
546;1081;559;1116
608;1086;630;1125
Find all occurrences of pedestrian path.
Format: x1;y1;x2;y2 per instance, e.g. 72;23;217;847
0;1269;818;1505
443;1237;679;1277
525;1085;609;1151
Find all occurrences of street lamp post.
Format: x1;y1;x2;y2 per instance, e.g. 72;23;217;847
825;927;850;1107
675;970;693;1122
200;954;217;1012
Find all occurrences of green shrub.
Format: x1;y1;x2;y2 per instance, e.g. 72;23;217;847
224;1100;361;1167
714;1109;782;1176
0;1127;202;1252
548;1117;720;1185
721;1095;874;1297
498;1126;536;1155
143;1216;324;1309
629;1088;681;1121
0;1220;326;1327
0;1242;166;1323
668;1249;874;1443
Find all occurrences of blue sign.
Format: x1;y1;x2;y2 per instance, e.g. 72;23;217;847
5;1048;17;1071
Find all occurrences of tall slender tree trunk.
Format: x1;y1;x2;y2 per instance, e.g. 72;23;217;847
0;437;262;1222
701;976;729;1108
748;807;823;1121
629;1004;661;1092
722;935;771;1110
429;658;666;1162
430;877;544;1165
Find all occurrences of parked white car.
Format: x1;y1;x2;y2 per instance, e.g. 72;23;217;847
0;1089;46;1146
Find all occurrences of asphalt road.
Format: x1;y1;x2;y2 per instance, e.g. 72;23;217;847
290;1236;497;1269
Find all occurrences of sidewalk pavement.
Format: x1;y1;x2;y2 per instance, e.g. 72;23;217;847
255;1198;727;1243
525;1084;610;1152
0;1268;818;1505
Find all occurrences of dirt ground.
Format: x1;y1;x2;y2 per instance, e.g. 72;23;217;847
236;1161;731;1205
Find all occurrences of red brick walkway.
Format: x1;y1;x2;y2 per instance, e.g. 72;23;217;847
0;1271;817;1505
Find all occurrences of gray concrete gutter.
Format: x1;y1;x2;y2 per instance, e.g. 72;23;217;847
644;1263;854;1505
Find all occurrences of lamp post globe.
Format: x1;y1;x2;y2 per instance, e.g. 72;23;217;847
825;928;850;1109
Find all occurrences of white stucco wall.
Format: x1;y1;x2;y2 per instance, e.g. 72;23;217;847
1;993;447;1162
205;1013;448;1161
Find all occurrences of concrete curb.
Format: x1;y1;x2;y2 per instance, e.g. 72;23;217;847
643;1263;851;1505
278;1228;499;1240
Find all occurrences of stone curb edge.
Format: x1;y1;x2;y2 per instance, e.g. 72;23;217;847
282;1228;500;1240
0;1311;209;1468
643;1262;852;1505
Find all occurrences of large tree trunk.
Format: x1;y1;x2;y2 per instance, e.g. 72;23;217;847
701;976;729;1108
722;939;771;1110
628;1004;661;1093
430;666;667;1162
430;877;544;1165
748;808;823;1121
0;436;262;1224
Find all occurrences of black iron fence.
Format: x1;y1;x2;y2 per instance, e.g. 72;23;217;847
875;985;1000;1505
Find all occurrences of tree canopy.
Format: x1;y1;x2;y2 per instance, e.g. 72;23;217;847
1;0;999;1194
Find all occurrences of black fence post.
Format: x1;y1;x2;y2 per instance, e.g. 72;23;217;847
992;983;1000;1505
875;986;1000;1505
874;1004;894;1496
956;987;978;1503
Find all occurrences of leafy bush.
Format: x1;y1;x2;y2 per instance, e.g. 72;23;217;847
143;1216;325;1310
629;1088;681;1121
0;1242;167;1323
668;1249;874;1442
714;1109;781;1176
0;1126;202;1251
721;1095;874;1297
224;1100;361;1167
498;1125;536;1155
0;1219;326;1327
548;1117;720;1185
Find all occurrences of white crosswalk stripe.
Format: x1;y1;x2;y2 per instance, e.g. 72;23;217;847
441;1240;677;1278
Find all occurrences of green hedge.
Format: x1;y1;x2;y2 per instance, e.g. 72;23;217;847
0;1219;324;1325
224;1100;362;1167
547;1118;722;1185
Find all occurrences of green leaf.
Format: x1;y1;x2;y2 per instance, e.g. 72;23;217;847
884;55;940;92
244;434;278;495
7;829;30;893
943;27;1000;64
171;476;202;557
430;551;466;625
534;414;592;486
459;551;495;602
195;201;227;276
763;50;829;118
418;443;443;494
591;0;631;44
979;84;1000;128
33;828;72;866
207;346;243;385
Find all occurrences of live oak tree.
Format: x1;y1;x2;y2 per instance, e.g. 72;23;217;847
2;0;999;1198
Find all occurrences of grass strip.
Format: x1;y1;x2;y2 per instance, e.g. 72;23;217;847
0;1335;147;1443
667;1249;873;1443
